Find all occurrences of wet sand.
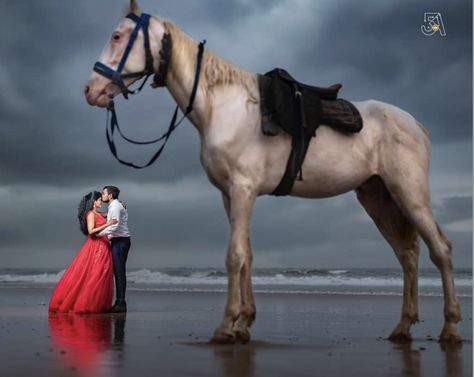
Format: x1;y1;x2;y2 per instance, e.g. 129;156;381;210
0;286;471;377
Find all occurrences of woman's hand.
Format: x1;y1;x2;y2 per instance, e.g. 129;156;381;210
107;219;118;226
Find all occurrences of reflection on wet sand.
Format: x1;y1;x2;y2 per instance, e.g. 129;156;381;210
48;313;126;377
206;338;468;377
440;342;464;377
392;340;464;377
212;343;256;377
208;341;313;377
393;342;422;377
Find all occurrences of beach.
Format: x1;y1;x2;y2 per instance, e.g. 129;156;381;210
0;285;471;377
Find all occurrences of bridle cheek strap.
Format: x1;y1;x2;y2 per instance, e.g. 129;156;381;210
93;13;154;100
92;11;206;169
104;40;206;169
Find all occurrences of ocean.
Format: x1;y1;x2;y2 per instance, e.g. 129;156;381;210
0;268;471;297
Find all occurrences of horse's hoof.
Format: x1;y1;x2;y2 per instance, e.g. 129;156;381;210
439;321;463;344
388;331;412;342
210;331;236;345
439;331;463;344
235;329;251;344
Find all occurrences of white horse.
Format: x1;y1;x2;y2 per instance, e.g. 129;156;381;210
85;0;462;344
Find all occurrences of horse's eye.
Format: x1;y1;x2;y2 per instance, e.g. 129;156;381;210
112;33;121;41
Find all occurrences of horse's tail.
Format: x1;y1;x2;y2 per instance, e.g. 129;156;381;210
415;120;430;139
413;119;431;155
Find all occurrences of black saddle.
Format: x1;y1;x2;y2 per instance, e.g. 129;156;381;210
258;68;363;196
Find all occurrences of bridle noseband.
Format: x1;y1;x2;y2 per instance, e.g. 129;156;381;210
93;13;155;99
92;12;206;169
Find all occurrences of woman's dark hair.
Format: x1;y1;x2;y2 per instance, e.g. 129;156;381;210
78;191;101;235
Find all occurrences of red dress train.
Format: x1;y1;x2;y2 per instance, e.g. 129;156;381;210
49;211;113;314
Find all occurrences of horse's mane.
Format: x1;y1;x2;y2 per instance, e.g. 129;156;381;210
163;21;258;104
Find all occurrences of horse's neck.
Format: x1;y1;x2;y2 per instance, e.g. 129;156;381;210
157;22;258;136
161;23;208;133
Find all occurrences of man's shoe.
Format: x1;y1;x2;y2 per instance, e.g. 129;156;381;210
108;303;127;313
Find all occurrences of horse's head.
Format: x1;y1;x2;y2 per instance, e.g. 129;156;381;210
85;0;167;107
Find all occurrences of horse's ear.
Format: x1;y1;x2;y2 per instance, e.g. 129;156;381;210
128;0;141;15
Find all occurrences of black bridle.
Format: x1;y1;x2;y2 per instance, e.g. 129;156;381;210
92;12;206;169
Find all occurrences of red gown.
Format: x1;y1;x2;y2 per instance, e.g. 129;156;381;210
48;314;112;374
49;211;113;314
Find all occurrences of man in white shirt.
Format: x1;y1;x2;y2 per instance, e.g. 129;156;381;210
100;185;131;313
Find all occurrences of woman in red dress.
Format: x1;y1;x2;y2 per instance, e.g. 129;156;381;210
49;191;118;314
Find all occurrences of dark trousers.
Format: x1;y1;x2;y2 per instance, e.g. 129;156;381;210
110;237;131;304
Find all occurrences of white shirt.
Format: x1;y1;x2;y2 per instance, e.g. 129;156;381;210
99;199;130;238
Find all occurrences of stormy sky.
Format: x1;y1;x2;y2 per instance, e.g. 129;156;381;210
0;0;471;270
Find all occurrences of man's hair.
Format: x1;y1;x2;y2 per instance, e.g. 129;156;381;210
103;186;120;199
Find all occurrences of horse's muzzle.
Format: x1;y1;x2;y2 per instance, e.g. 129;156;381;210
84;77;117;108
85;88;107;108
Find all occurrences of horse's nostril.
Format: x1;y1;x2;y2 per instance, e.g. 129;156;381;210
84;85;90;95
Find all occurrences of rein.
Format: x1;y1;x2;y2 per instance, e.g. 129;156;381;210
93;12;206;169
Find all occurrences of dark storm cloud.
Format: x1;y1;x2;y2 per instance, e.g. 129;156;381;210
0;1;203;186
1;178;470;269
295;0;472;143
0;0;471;269
0;0;471;185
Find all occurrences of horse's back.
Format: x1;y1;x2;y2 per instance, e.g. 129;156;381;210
351;100;432;188
284;99;431;198
353;100;430;148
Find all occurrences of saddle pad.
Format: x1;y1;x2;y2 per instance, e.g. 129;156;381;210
321;99;363;133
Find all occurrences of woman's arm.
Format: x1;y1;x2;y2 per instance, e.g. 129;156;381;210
98;204;120;237
87;212;118;235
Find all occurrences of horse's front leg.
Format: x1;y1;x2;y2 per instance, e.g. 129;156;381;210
211;185;256;344
220;192;256;343
233;239;256;343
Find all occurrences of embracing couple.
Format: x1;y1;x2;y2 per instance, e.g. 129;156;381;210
49;186;131;314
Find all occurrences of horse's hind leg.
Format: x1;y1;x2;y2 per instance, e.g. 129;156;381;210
382;163;462;343
357;176;420;340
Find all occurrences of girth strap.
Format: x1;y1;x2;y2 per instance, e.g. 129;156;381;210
271;85;317;196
